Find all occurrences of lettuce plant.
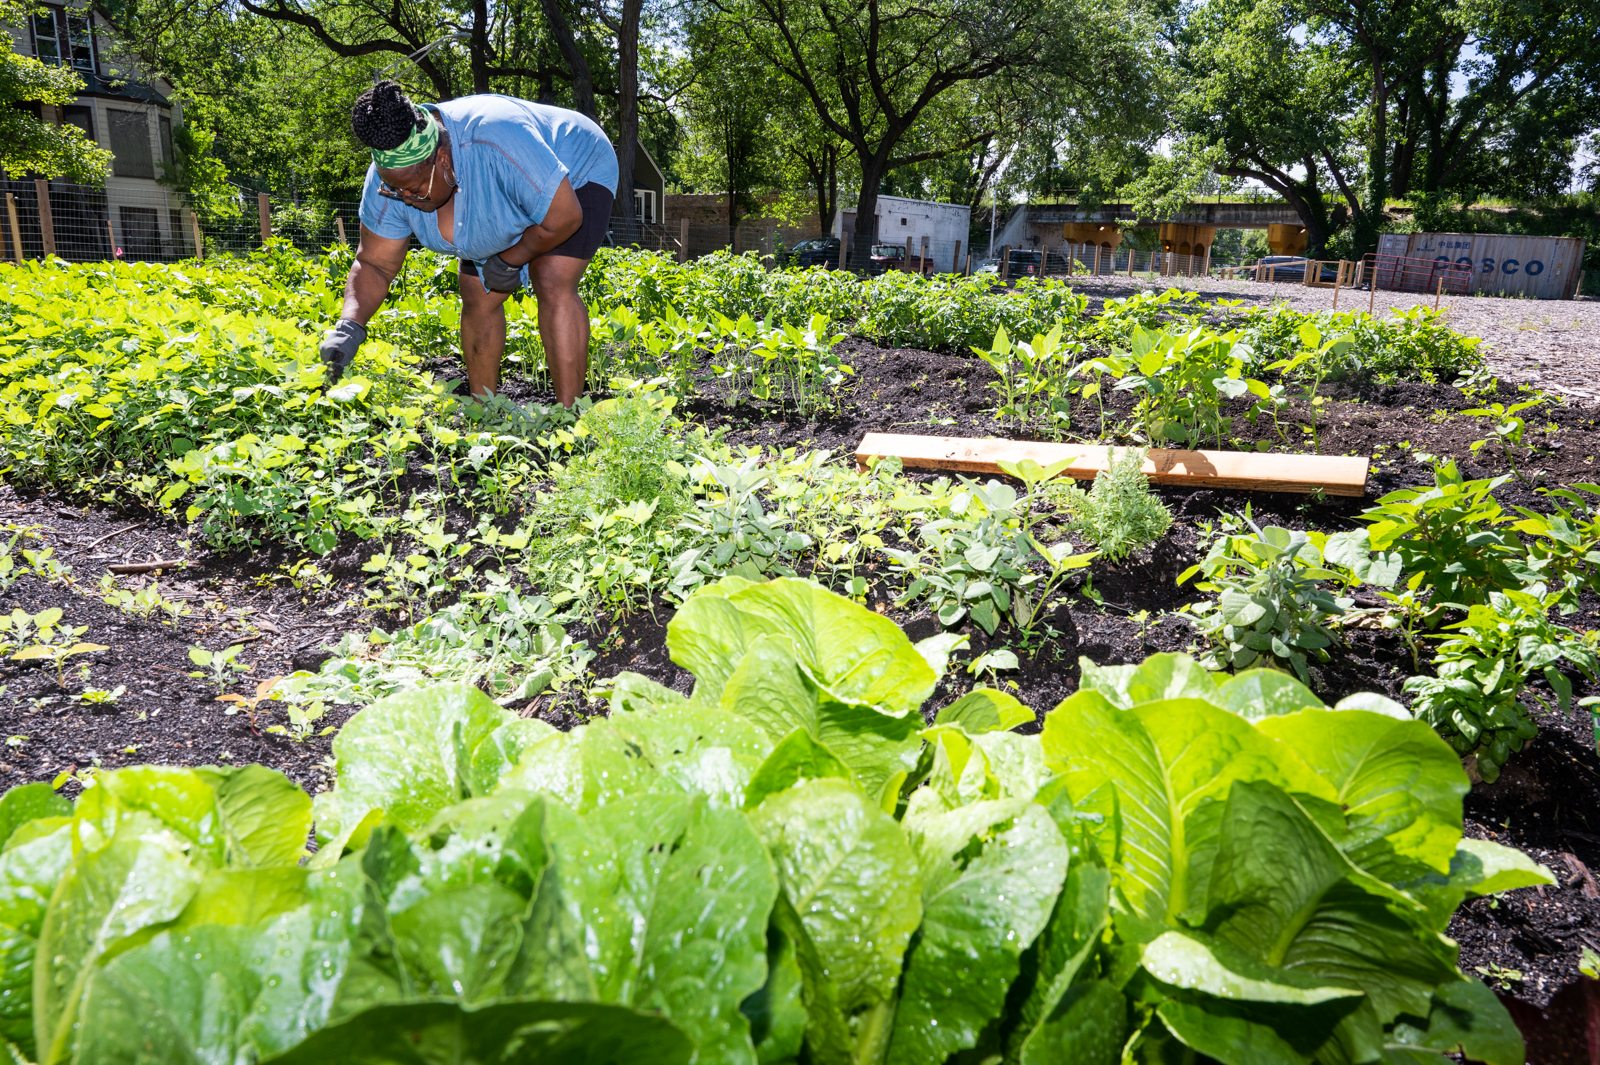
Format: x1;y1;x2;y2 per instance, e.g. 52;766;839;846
0;579;1548;1065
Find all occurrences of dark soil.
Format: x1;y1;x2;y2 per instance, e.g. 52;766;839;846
6;333;1600;1028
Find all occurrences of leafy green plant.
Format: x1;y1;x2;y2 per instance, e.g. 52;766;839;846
0;580;1543;1065
215;676;284;730
265;698;335;741
887;471;1096;635
1263;321;1353;454
1055;446;1174;561
1404;588;1600;782
8;608;107;686
1181;520;1397;683
187;643;248;693
1462;394;1545;481
98;575;191;622
1106;325;1247;448
1360;461;1523;616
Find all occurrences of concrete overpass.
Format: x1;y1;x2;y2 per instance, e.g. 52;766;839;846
994;201;1302;252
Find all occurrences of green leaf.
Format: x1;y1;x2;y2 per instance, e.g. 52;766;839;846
1157;999;1311;1065
0;784;71;850
1139;931;1360;1005
935;689;1033;733
532;793;777;1065
1385;979;1525;1065
35;819;204;1063
669;578;936;716
1216;670;1324;721
588;697;772;809
887;795;1069;1065
718;636;922;800
195;765;313;867
741;923;807;1065
1040;690;1327;922
391;882;529;1005
315;683;513;836
1255;709;1467;875
469;719;557;795
744;729;853;809
1006;863;1112;1065
175;868;310;929
1016;980;1127;1065
259;999;695;1065
751;780;921;1018
1077;652;1222;710
0;823;73;1058
74;863;363;1063
74;766;226;867
1200;781;1459;1024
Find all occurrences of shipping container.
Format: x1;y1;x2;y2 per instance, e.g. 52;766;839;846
1396;232;1586;299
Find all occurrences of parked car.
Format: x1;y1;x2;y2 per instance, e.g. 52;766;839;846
1253;256;1338;282
867;243;907;275
974;249;1054;276
788;237;840;268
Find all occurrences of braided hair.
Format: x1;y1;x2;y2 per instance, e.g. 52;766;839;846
351;80;427;151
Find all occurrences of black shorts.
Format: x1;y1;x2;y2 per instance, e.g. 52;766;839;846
460;181;614;279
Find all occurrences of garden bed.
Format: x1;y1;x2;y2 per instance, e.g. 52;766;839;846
4;324;1600;1020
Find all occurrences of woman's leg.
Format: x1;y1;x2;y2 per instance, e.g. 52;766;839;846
529;253;591;407
459;275;513;399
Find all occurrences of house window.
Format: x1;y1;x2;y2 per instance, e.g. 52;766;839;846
109;108;155;179
159;115;173;168
900;217;907;225
62;105;94;141
65;11;95;72
32;7;61;63
634;189;655;224
118;206;161;259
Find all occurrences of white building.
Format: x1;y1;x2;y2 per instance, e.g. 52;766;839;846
5;1;189;259
833;195;971;251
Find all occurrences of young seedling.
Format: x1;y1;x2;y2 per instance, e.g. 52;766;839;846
77;685;125;707
266;699;335;741
189;643;249;694
216;676;284;731
1462;395;1544;482
11;611;108;686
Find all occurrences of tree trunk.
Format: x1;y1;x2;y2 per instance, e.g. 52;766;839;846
542;0;595;117
1356;69;1390;255
612;0;642;231
470;0;491;94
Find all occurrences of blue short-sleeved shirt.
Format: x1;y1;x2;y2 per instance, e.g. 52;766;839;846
358;94;618;265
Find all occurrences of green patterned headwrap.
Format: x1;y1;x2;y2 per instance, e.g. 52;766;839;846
372;111;441;169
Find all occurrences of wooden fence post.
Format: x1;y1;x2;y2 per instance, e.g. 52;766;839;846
106;218;115;258
965;252;971;276
953;239;962;274
335;215;347;245
34;180;55;258
3;194;19;264
257;192;271;244
1128;248;1135;278
838;234;848;270
679;217;689;264
904;236;913;273
1000;245;1011;282
190;210;204;260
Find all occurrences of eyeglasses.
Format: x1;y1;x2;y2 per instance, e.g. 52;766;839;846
378;153;440;206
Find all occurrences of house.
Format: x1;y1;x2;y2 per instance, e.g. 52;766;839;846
613;140;667;228
833;195;971;254
4;0;189;259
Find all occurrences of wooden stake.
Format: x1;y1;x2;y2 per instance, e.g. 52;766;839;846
334;214;347;245
1332;262;1343;309
838;233;848;270
679;217;690;264
190;210;204;260
1000;245;1011;282
1368;267;1378;316
257;192;271;245
34;180;55;258
106;218;115;258
1434;276;1444;310
1093;245;1101;275
855;433;1370;497
953;239;962;274
5;194;22;264
905;235;913;274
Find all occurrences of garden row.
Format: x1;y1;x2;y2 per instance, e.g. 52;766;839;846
0;580;1554;1064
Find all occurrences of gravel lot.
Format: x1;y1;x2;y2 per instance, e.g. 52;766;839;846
1060;272;1600;400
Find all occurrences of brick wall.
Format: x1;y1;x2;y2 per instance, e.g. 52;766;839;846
665;192;826;247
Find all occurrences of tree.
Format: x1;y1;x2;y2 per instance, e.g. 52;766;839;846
1;1;111;181
679;49;776;240
693;0;1061;247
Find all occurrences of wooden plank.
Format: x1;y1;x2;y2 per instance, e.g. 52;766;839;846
854;433;1370;496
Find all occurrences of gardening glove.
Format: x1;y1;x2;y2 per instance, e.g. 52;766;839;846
319;317;366;386
480;252;524;294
